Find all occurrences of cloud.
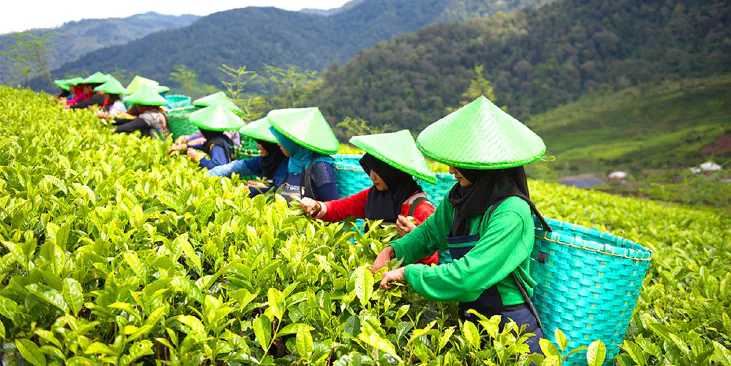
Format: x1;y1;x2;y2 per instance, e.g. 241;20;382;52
0;0;350;34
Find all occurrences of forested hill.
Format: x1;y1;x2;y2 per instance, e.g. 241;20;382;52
0;12;199;85
39;0;552;90
311;0;731;130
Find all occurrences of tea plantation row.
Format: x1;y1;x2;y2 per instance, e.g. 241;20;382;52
0;87;729;364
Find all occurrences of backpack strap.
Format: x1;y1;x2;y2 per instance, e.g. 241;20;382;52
300;157;318;199
408;196;429;217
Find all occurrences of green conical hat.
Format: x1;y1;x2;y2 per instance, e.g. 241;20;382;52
65;77;84;87
81;72;109;85
189;105;245;132
94;78;125;95
193;92;229;106
124;76;159;95
124;85;168;106
54;79;71;91
417;96;545;170
153;85;170;94
350;130;437;183
239;117;277;143
267;107;339;155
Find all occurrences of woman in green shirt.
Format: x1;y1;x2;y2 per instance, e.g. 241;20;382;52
371;96;549;355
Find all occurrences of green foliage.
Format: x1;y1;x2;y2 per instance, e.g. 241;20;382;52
313;0;731;131
1;87;729;364
218;64;265;121
526;75;731;173
335;117;392;141
445;65;501;114
0;13;199;86
169;64;199;98
42;0;550;90
0;32;54;88
257;64;323;110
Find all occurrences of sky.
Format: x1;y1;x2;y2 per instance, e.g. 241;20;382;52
0;0;351;35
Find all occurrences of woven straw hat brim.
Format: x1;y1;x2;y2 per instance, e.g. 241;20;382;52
240;117;277;143
350;130;437;184
267;107;339;155
124;86;168;106
94;78;125;95
416;96;546;170
124;76;160;96
189;105;244;132
81;72;110;85
65;77;85;87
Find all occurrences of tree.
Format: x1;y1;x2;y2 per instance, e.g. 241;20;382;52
219;64;265;121
335;117;391;140
445;65;501;113
169;64;199;97
258;64;323;110
1;32;55;88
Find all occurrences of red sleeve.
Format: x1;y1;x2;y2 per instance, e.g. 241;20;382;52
411;201;436;224
401;200;439;266
320;188;371;222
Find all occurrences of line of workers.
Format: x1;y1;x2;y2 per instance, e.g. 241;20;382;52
55;71;550;355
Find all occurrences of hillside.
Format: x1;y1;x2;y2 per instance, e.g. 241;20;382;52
300;0;366;16
39;0;551;90
0;12;199;86
526;75;731;173
311;0;731;131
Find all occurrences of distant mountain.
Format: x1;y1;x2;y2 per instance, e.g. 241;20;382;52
300;0;367;16
0;12;199;85
311;0;731;130
39;0;551;91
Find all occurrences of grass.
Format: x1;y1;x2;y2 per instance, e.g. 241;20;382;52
525;74;731;174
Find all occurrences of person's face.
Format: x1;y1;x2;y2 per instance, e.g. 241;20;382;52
449;166;472;187
257;143;269;157
83;85;92;94
278;143;290;157
369;169;389;191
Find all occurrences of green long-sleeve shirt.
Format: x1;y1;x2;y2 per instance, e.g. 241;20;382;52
389;196;537;306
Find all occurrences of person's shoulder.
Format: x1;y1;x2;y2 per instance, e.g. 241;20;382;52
311;160;336;183
495;196;532;220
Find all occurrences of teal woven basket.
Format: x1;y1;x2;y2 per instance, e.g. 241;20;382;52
333;154;456;203
531;218;652;364
166;94;192;109
166;106;200;140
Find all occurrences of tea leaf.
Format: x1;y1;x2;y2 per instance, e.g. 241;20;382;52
62;278;83;316
26;283;69;313
587;340;607;366
16;339;46;366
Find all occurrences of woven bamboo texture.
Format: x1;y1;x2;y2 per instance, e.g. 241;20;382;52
531;218;652;364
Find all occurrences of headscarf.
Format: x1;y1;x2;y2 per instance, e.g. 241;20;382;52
360;154;422;222
200;129;234;153
269;127;335;175
447;167;530;237
256;139;287;179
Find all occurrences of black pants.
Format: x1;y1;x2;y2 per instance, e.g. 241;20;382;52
114;118;152;136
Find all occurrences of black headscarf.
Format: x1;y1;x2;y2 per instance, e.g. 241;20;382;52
360;154;423;222
447;167;530;237
200;129;234;153
257;139;287;179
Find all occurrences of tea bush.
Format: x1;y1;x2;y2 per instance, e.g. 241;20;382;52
0;87;729;365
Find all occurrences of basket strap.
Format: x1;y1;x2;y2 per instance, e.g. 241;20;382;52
485;195;546;331
408;197;428;217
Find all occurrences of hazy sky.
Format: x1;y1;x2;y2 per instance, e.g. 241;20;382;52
0;1;351;35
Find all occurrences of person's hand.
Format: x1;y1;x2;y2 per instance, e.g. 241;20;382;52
187;149;205;162
167;143;187;155
299;197;322;217
188;138;206;146
247;180;268;189
176;136;187;145
396;215;417;237
371;246;395;274
380;267;405;290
